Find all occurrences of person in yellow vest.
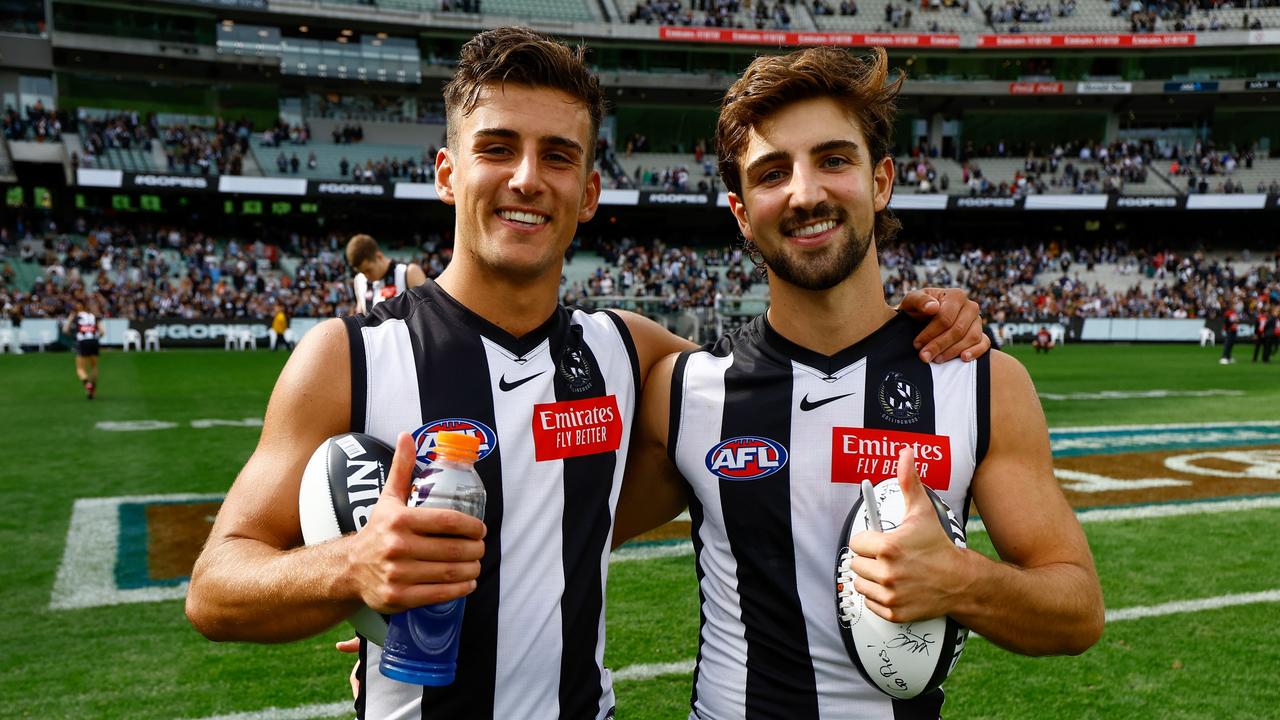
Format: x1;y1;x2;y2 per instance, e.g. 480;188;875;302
270;304;291;352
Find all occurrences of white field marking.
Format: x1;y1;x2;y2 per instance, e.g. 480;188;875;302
609;589;1280;683
965;494;1280;534
49;493;224;610
181;592;1280;720
95;420;179;432
611;541;695;563
96;418;262;432
1164;449;1280;480
1054;468;1191;494
614;659;697;682
1052;419;1280;433
1104;589;1280;622
1040;389;1244;401
616;496;1280;562
181;702;352;720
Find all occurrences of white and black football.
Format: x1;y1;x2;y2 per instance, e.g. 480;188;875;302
299;432;396;644
834;478;969;700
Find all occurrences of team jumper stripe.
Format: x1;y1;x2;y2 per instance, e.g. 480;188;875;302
410;297;504;720
344;282;636;719
552;320;614;719
720;339;820;720
343;315;367;434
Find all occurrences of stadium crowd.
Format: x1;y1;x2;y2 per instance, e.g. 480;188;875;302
3;219;1278;336
2;102;64;142
881;239;1280;325
560;237;757;310
628;0;796;29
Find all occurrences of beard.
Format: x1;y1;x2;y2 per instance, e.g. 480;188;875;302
753;202;874;291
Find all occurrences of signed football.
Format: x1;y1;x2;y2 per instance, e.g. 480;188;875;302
834;478;969;699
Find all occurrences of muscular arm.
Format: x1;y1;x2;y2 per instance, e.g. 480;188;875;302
185;319;485;643
186;319;358;642
610;312;694;548
613;352;689;548
953;352;1104;654
850;351;1103;656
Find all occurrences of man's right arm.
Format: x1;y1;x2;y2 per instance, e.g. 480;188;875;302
185;319;485;643
613;352;689;548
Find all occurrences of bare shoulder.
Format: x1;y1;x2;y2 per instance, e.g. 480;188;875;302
212;317;352;546
611;309;696;382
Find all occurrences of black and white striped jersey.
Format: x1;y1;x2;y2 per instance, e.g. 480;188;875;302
354;262;410;312
74;311;98;341
342;280;640;720
669;313;990;720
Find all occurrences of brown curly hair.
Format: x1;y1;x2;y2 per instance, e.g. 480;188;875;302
716;47;904;244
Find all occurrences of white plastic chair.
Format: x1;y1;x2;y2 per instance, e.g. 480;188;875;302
1199;327;1215;347
122;329;143;352
0;328;18;354
143;328;161;351
237;328;256;350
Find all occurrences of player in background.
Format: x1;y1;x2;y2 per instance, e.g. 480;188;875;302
186;27;990;720
1033;325;1055;353
346;234;428;314
1220;303;1239;364
615;47;1102;718
64;302;102;399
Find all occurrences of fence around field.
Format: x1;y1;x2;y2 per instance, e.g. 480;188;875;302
0;315;1239;351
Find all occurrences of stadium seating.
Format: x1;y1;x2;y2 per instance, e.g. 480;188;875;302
122;328;143;351
251;141;428;180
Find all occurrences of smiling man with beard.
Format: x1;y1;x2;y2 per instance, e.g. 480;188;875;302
616;47;1103;719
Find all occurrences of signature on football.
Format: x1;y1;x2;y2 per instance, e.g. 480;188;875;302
885;624;936;656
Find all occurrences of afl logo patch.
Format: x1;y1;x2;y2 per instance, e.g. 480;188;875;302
559;343;595;393
412;418;497;467
878;371;922;424
705;436;789;480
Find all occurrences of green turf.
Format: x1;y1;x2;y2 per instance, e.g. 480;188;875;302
0;345;1276;719
1005;343;1280;427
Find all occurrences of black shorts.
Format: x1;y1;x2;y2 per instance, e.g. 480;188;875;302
76;339;100;357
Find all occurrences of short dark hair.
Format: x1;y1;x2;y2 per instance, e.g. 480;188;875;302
345;234;379;268
443;27;605;163
717;47;904;243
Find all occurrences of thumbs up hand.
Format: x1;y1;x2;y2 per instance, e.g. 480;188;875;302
345;432;486;613
847;447;970;624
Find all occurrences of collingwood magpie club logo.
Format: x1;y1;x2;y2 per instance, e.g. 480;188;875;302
878;371;922;424
559;344;594;393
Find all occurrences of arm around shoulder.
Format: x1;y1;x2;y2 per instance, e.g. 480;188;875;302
614;352;689;548
612;309;696;385
952;351;1104;655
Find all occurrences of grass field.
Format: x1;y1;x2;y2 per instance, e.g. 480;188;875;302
1;342;1277;719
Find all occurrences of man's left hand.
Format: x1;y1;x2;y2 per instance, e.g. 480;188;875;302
899;287;988;363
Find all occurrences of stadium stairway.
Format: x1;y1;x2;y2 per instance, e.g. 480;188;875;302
60;133;80;183
0;137;15;183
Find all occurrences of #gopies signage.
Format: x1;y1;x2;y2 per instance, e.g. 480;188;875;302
132;319;271;346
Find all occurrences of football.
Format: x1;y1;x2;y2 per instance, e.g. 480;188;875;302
299;432;396;644
834;478;969;700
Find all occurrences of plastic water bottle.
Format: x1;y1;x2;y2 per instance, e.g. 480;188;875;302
380;431;486;686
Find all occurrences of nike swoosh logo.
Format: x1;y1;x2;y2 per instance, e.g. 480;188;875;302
799;392;854;411
499;371;545;392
